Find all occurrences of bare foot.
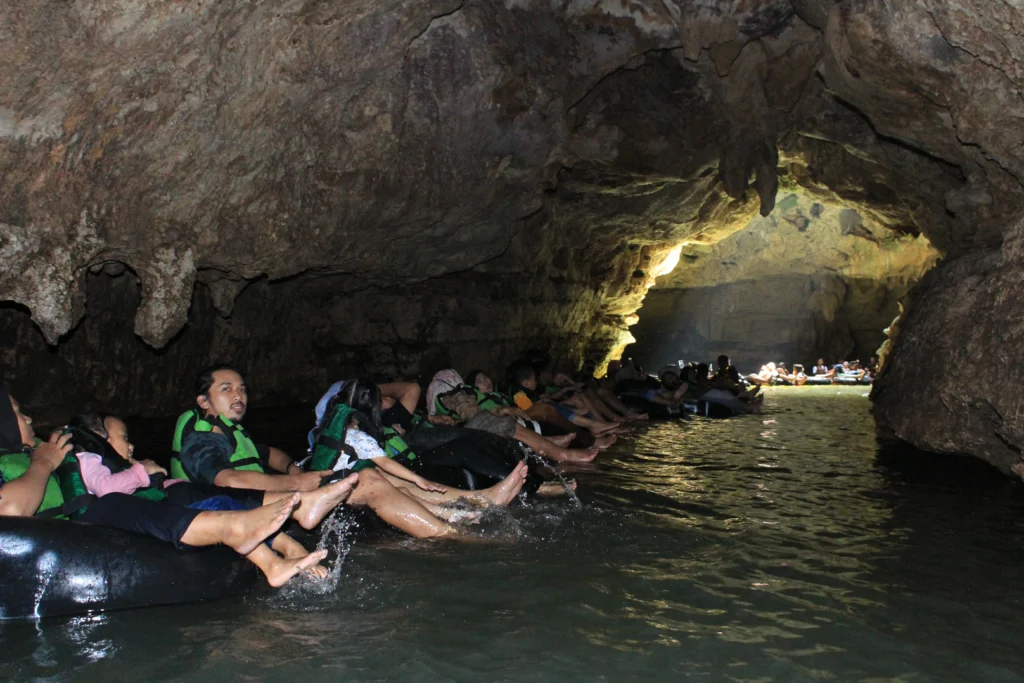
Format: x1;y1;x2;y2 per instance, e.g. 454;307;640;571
537;479;577;497
262;549;329;587
547;433;576;447
480;461;528;505
435;504;484;525
304;563;329;580
593;434;617;449
278;542;329;578
295;473;359;529
226;494;299;556
554;446;598;463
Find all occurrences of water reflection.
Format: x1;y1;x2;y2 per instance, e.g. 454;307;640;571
5;387;1024;681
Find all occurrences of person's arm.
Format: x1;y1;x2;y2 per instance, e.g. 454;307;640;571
266;446;300;475
546;386;573;400
372;457;446;492
213;468;327;492
183;432;326;491
495;405;531;420
379;382;421;415
78;452;150;497
0;433;71;517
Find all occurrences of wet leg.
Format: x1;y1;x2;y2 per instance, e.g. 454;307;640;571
180;494;299;555
246;545;329;587
346;469;459;539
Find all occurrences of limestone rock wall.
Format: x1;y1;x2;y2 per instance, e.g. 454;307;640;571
872;215;1024;477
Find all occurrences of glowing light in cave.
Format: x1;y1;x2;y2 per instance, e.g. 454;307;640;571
654;245;683;277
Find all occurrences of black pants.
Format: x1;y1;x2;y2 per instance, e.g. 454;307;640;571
79;485;267;549
78;494;201;549
163;482;265;509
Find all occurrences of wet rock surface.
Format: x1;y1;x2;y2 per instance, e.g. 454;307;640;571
1;2;1023;467
872;215;1024;477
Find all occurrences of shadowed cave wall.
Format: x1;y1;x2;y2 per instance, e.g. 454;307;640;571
3;1;1024;475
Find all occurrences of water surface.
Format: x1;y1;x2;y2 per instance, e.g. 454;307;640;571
4;386;1024;682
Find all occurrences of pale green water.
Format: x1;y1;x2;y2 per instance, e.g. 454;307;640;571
4;386;1024;681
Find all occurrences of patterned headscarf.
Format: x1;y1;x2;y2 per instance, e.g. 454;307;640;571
426;370;464;415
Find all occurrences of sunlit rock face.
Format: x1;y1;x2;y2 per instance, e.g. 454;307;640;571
1;0;1023;470
627;193;938;371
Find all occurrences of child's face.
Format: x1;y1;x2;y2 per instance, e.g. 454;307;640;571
475;374;493;393
521;373;538;391
103;417;134;460
9;396;35;446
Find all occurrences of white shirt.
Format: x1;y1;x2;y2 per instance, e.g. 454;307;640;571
333;429;386;472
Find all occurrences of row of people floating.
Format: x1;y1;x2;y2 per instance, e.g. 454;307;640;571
0;361;648;586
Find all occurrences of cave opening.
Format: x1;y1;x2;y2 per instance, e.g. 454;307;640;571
624;190;938;375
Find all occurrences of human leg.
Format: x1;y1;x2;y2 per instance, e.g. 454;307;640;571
178;494;300;555
380;461;527;507
379;382;421;415
513;424;598;463
345;469;458;539
261;474;358;529
568;413;620;435
79;492;298;555
525;403;594;444
167;475;358;531
245;544;329;587
593;386;646;420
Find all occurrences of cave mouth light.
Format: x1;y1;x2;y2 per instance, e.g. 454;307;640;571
653;244;683;278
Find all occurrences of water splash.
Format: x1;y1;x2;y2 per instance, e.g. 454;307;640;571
520;445;581;509
314;509;358;592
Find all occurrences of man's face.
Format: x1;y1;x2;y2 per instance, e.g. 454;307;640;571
817;359;825;366
9;396;35;446
198;370;248;422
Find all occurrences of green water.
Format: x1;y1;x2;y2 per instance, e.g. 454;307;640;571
4;386;1024;681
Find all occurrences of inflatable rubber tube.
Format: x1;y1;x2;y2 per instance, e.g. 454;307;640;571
0;516;258;620
697;389;746;417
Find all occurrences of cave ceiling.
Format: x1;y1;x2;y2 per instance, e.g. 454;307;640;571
1;0;1022;352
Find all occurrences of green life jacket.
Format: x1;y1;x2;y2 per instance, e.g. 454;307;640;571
435;385;505;420
170;409;264;481
382;427;416;465
0;447;67;519
475;389;507;412
409;412;432;431
309;403;358;472
432;390;460;419
56;426;168;518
